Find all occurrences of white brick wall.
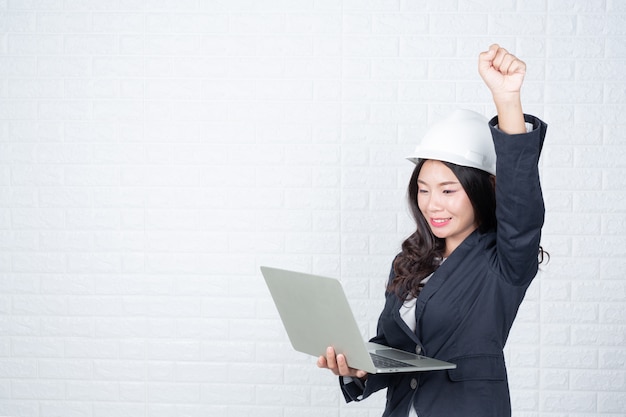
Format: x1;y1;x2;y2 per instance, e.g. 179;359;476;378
1;1;624;416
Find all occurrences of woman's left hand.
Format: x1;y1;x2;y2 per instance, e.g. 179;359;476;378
478;44;526;99
478;44;527;134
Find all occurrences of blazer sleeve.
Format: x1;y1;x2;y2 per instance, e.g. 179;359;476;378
489;114;547;285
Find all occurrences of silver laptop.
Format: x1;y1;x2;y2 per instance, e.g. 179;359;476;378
260;266;456;374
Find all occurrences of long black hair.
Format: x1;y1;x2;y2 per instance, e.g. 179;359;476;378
389;159;496;299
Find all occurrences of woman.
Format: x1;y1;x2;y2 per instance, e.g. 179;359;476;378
317;44;548;417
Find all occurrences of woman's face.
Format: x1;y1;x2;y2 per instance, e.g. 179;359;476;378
417;160;478;257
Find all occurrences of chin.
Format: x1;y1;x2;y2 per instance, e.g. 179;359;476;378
430;230;448;240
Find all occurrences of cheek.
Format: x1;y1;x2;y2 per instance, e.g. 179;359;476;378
456;198;476;223
451;198;468;213
417;195;428;215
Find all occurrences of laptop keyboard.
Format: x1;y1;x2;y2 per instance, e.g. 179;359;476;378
370;353;414;368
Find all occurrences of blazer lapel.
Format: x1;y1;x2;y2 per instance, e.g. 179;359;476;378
391;296;421;344
413;230;480;342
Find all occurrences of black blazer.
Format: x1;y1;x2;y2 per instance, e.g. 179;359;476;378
341;115;547;417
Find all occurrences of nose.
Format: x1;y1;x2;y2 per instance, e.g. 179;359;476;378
426;192;443;212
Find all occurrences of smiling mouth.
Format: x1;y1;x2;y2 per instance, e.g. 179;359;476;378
430;218;451;227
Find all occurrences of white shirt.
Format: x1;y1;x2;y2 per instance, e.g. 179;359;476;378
403;293;420;417
399;260;444;417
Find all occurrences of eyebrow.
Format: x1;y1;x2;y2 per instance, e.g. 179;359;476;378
417;179;460;186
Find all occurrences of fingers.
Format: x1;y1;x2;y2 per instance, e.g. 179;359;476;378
336;354;368;379
317;355;328;369
317;346;339;375
326;346;338;370
479;43;498;62
478;43;527;98
479;44;526;75
317;347;366;378
490;45;526;76
326;348;351;376
478;44;498;64
477;44;497;73
335;353;352;375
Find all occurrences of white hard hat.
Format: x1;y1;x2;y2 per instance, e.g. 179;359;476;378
407;109;496;175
